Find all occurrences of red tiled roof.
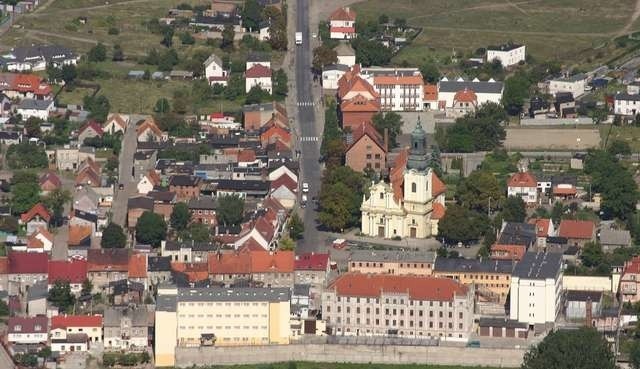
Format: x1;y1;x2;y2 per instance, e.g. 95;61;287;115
20;203;51;223
330;26;356;33
87;249;129;272
553;186;577;195
424;84;437;101
51;315;102;329
624;256;640;274
529;218;551;237
48;260;87;284
238;237;265;252
13;74;51;96
490;244;526;261
329;7;356;21
171;262;208;282
8;316;47;334
328;273;468;301
105;114;127;130
270;174;297;192
246;64;272;78
146;169;161;186
453;88;477;103
79;121;104;137
27;227;53;249
68;225;92;246
39;171;62;189
432;202;445;220
373;75;423;86
8;251;48;274
558;220;595;239
432;173;446;197
238;149;256;163
348;121;384;152
137;118;164;138
254;216;276;243
390;148;408;203
340;93;381;113
261;125;291;146
338;75;379;100
507;171;537;188
75;167;101;187
0;257;8;275
208;76;229;82
128;254;147;279
294;253;329;271
208;250;294;274
251;250;294;273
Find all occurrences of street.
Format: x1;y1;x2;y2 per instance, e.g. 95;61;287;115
294;0;325;253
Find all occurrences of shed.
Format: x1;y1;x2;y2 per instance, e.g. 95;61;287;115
128;70;145;79
151;71;165;80
169;70;194;79
566;290;602;320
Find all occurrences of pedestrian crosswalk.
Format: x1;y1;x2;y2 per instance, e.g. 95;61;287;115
297;100;319;107
300;136;319;142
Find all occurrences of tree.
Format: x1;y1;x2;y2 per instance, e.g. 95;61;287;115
101;223;127;248
46;63;62;82
81;279;93;296
456;170;503;213
428;146;443;177
264;6;286;50
161;26;174;47
590;106;608;124
272;69;288;100
581;241;606;268
83;95;111;122
630;339;640;369
10;172;40;215
170;202;191;231
312;45;337;73
158;48;179;71
224;74;245;100
221;24;235;50
280;236;295;251
0;299;8;317
420;61;440;83
25;117;42;138
245;86;272;104
607;139;632;156
7;142;48;169
502;72;530;115
61;64;78;85
186;223;211;242
154;98;170;114
42;188;71;226
108;26;119;35
179;32;195;45
135;212;167;247
48;280;75;312
372;112;403;148
319;166;367;231
217;195;245;226
439;204;490;244
242;0;263;31
351;38;392;67
378;14;389;24
0;216;19;234
522;328;615;369
112;44;124;61
289;213;304;239
87;43;107;62
501;196;526;223
321;101;341;156
441;103;507;152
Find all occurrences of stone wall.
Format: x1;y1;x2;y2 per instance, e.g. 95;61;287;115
175;344;524;368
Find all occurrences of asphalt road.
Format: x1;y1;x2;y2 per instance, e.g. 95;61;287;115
295;0;325;253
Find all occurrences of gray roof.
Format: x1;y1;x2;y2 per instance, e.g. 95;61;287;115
243;102;275;112
247;52;270;63
349;249;436;264
188;196;217;210
323;64;350;72
434;257;515;274
488;43;523;52
27;280;48;301
552;73;586;82
103;307;149;327
566;290;602;302
18;98;52;110
204;53;223;68
127;196;154;210
438;79;504;94
615;93;640;102
513;252;562;280
600;227;632;247
5;44;76;64
498;222;536;247
478;317;527;329
156;294;177;312
334;41;355;56
163;240;217;252
176;287;290;302
293;284;310;296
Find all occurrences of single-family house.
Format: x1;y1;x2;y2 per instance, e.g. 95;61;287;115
50;315;102;353
334;42;356;68
77;121;103;144
507;171;538;205
87;249;130;291
103;113;129;135
48;259;87;295
24;227;54;253
558;219;596;246
0;131;22;145
486;44;526;68
39;171;61;194
548;73;587;98
345;121;386;173
67;225;93;257
7;316;48;344
137;169;162;195
245;64;272;93
0;44;78;72
16;98;54;120
127;196;154;229
204;53;228;87
20;203;51;235
137;118;168;142
7;251;48;295
329;7;357;39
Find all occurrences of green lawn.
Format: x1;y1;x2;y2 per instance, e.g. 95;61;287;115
191;363;509;369
600;125;640;152
352;0;639;68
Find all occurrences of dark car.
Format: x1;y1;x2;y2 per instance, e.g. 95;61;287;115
119;183;124;190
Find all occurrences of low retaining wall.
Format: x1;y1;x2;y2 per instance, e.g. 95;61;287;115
175;344;524;368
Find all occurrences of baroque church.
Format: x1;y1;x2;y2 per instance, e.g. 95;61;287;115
360;119;446;238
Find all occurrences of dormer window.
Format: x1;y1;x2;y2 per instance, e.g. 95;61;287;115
34;325;42;331
14;325;21;332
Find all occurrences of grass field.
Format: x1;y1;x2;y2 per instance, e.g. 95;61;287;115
600;125;640;151
352;0;639;68
192;363;509;369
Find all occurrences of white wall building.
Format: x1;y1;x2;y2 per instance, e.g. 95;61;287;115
322;65;349;90
16;98;53;120
510;252;563;325
7;316;48;344
245;64;272;93
507;172;538;205
204;53;228;87
487;44;526;68
548;74;587;98
614;93;640;117
437;77;504;110
360;67;424;111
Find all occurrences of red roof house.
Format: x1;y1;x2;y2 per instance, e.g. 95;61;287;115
558;220;595;244
51;315;102;330
48;260;88;285
245;64;272;78
39;171;62;193
294;253;330;271
8;251;48;275
20;203;51;224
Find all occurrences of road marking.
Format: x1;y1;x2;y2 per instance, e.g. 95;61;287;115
300;136;319;142
296;101;318;107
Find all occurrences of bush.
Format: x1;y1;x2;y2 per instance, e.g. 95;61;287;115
108;27;119;35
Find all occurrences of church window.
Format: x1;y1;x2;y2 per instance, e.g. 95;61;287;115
379;192;384;199
414;142;418;149
411;182;417;193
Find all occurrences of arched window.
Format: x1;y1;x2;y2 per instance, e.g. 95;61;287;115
411;182;417;193
379;192;384;199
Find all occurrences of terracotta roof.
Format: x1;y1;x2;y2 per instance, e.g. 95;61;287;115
146;169;162;186
8;251;48;274
128;254;147;279
431;173;446;197
8;316;47;334
294;252;329;271
507;171;537;188
329;6;356;21
27;228;53;249
373;75;423;86
432;202;445;220
553;186;577;195
238;237;265;252
171;262;209;282
51;315;102;329
558;220;595;240
48;260;87;284
348;121;385;152
251;250;294;273
13;74;51;96
39;171;62;189
137;118;164;138
237;149;256;163
338;75;378;100
75;167;100;187
254;216;276;243
105;114;127;130
490;244;526;261
270;174;297;192
340;94;381;112
328;273;468;301
262;197;286;213
68;225;92;246
87;249;129;272
330;26;356;33
424;84;437;101
261;125;291;145
0;257;8;275
453;88;477;103
79;121;103;137
208;250;294;274
246;64;272;78
20;203;51;223
529;218;551;237
624;256;640;275
390;148;408;203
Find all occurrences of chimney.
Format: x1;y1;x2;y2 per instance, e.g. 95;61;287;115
384;128;389;152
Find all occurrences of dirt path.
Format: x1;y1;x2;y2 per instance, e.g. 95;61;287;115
28;0;159;16
619;0;640;36
27;29;103;44
421;25;612;38
408;0;541;21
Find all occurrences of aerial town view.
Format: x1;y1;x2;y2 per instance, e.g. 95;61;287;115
1;0;640;368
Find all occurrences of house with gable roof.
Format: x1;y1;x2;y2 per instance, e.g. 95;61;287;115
269;174;297;209
78;121;103;144
245;64;273;93
137;169;162;195
345;121;387;173
437;77;504;111
360;119;446;239
39;171;62;194
137;117;168;142
48;259;87;295
204;53;228;86
207;249;294;287
7;251;48;295
51;314;102;353
294;252;330;286
23;227;54;253
20;203;51;235
8;316;48;344
329;7;357;39
507;171;538;205
103;113;129;135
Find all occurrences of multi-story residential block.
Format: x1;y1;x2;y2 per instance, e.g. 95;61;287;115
7;251;48;295
509;252;563;326
169;175;202;201
294;252;330;286
207;250;294;288
348;249;436;276
360;67;424;111
0;44;79;72
87;249;129;291
621;256;640;303
548;73;587;98
507;171;538;204
322;273;473;341
155;285;291;366
491;222;537;261
8;316;48;344
345;121;386;173
103;306;150;350
188;196;217;226
486;44;526;68
433;257;515;303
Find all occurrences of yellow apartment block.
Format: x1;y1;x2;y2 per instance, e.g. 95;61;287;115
155;285;291;367
433;258;515;304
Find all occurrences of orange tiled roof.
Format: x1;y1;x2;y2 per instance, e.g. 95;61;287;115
27;227;53;249
137;118;163;138
348;121;385;152
340;93;381;112
491;244;526;261
208;250;294;274
507;171;537;188
128;254;147;279
424;84;437;101
454;88;477;103
330;26;356;33
390;148;409;203
558;220;595;240
68;225;92;246
328;273;468;301
246;64;272;78
553;186;577;195
13;74;51;96
20;203;51;223
529;218;551;237
171;262;208;282
624;256;640;274
0;256;8;275
146;170;161;186
238;149;257;163
432;202;445;220
339;75;378;100
52;315;102;329
105;114;127;130
329;6;356;21
261;125;291;145
432;173;446;197
373;75;424;86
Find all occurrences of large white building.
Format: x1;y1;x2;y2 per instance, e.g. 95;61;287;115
507;171;538;205
548;74;587;98
361;67;424;111
509;252;563;326
487;44;526;68
614;92;640;117
437;77;504;112
155;285;291;367
0;45;79;72
360;119;446;239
